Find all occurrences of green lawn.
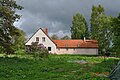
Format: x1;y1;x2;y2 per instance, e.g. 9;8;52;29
0;54;119;80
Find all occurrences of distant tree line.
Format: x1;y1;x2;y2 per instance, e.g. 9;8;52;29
51;34;70;40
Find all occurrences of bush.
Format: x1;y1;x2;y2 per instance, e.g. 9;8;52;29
33;49;49;59
0;46;4;54
26;42;49;59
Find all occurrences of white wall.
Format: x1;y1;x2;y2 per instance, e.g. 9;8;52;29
25;29;56;53
56;48;98;55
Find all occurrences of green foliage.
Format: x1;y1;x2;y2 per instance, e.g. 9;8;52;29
0;46;4;54
51;34;59;40
0;54;119;80
0;0;23;54
71;13;89;39
90;5;104;37
12;29;27;51
90;5;111;53
26;42;49;59
61;35;70;40
34;49;49;59
110;13;120;54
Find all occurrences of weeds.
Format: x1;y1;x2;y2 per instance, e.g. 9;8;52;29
0;54;119;80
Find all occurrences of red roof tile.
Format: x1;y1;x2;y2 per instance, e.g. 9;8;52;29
53;40;98;48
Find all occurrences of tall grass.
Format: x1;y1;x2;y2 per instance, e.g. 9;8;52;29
0;54;119;80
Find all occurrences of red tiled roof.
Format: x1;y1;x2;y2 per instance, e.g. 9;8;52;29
53;40;98;48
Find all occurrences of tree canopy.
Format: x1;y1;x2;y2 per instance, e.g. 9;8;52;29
51;34;59;40
110;13;120;54
12;29;27;51
90;5;104;39
71;13;89;39
90;5;111;53
61;35;70;40
0;0;23;54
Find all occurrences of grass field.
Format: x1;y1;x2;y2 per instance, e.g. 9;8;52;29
0;54;119;80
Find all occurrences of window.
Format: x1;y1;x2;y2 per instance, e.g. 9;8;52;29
36;37;39;42
74;48;75;51
58;48;60;51
42;37;45;42
48;47;51;51
66;48;68;51
78;44;80;47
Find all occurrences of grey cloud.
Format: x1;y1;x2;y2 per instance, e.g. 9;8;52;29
16;0;120;38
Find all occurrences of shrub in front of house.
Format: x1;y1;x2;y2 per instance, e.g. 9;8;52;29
26;42;49;59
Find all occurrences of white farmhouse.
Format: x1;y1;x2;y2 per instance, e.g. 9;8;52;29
25;28;99;55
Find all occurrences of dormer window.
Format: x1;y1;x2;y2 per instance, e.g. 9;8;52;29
42;37;45;42
66;44;68;47
78;44;80;47
36;37;39;42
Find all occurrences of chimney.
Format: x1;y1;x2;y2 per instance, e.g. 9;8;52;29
45;28;48;35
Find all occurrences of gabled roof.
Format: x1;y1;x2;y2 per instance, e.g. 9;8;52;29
53;40;98;48
25;28;56;45
25;28;40;45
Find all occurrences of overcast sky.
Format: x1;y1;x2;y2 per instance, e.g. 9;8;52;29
15;0;120;38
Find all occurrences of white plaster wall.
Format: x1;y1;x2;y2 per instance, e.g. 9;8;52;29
56;48;98;55
25;29;56;53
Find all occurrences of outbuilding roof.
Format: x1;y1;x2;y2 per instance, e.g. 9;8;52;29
53;40;98;48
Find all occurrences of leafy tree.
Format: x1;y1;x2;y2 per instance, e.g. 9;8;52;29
90;5;111;54
12;29;27;51
90;5;104;39
51;34;59;40
0;0;23;54
110;13;120;54
61;35;70;40
71;13;89;39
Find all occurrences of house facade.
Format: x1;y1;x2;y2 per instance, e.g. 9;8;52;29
25;28;99;55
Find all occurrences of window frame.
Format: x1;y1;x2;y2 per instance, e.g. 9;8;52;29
42;37;45;42
36;37;39;42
